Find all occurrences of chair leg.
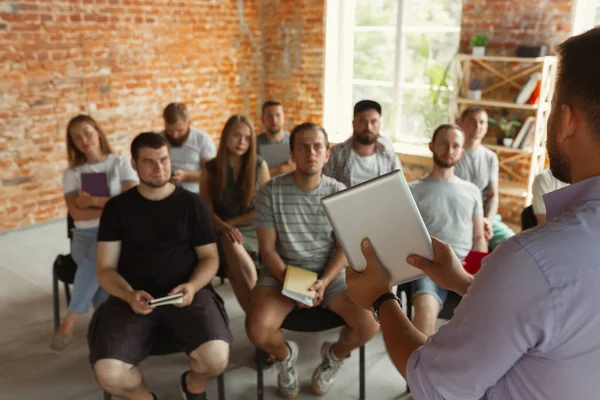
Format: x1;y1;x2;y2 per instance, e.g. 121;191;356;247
359;345;366;400
256;348;264;400
103;390;111;400
52;270;60;331
218;373;225;400
64;282;71;304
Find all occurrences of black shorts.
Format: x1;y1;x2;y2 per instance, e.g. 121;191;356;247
88;286;233;366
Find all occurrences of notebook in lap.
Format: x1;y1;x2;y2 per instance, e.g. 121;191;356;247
81;172;110;197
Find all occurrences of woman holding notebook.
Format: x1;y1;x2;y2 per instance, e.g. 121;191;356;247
49;115;138;354
200;115;270;313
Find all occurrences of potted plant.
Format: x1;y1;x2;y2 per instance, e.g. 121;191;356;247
471;34;489;57
468;78;483;100
489;116;522;146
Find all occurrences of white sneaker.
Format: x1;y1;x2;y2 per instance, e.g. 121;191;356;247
275;341;299;398
311;341;345;395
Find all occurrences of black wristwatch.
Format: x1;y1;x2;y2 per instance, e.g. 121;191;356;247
371;292;401;323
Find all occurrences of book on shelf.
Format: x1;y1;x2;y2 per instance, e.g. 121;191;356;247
512;117;535;149
515;73;541;105
281;265;317;307
81;172;110;197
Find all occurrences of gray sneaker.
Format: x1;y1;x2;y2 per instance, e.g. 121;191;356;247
275;341;299;398
311;341;345;395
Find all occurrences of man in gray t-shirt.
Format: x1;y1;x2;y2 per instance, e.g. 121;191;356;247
247;123;379;399
455;107;515;250
160;103;216;193
410;124;487;337
256;100;295;177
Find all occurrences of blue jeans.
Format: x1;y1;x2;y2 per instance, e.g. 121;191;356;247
68;227;108;314
411;276;448;306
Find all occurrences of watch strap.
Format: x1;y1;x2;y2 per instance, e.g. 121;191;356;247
372;292;401;316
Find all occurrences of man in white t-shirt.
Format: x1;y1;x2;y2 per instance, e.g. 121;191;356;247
160;103;216;193
323;100;401;187
455;106;514;250
531;168;569;224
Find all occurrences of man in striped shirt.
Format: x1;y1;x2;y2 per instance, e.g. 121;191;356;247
246;122;379;398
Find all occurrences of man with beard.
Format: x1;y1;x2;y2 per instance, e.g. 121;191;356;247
324;100;401;187
345;27;600;400
246;123;379;398
408;124;486;337
161;103;216;193
90;133;232;400
257;100;296;177
454;106;514;250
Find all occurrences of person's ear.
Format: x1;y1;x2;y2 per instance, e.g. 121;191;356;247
557;104;575;146
131;158;138;172
428;142;434;153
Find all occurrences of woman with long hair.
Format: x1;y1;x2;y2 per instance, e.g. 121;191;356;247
200;115;270;313
49;115;138;353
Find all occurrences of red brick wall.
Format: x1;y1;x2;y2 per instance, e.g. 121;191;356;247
460;0;575;52
0;0;263;230
262;0;325;129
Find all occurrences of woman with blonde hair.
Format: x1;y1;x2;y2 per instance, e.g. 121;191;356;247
200;115;270;313
49;115;138;353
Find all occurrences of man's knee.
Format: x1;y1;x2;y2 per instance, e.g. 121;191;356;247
245;311;271;346
93;359;131;390
190;341;230;376
413;293;441;315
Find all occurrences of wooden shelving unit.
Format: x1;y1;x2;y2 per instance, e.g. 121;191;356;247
451;54;558;205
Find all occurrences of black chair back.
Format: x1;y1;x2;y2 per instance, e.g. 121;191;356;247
67;214;74;240
521;205;538;231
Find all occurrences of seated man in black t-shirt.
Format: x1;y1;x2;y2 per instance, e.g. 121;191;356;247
89;133;232;400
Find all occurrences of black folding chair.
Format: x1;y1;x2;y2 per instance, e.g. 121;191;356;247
521;205;538;231
255;306;366;400
52;215;76;330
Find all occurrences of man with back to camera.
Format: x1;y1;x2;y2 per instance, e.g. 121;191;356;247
409;124;486;337
323;100;401;188
90;133;231;400
454;106;514;250
256;100;296;177
345;27;600;399
161;102;216;193
246;122;379;398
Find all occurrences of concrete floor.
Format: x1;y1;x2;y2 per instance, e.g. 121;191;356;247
0;220;414;400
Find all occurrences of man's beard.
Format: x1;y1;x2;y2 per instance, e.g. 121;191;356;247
354;130;378;145
432;153;458;169
267;126;281;135
165;129;190;147
140;176;169;189
546;133;571;184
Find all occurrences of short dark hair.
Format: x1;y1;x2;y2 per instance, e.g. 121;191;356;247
262;100;283;115
354;100;382;117
431;124;463;143
460;106;486;121
131;132;169;160
555;27;600;137
289;122;330;151
163;103;189;125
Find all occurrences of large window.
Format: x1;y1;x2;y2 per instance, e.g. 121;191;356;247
324;0;463;144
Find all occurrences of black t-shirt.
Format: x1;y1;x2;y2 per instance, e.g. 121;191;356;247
98;186;216;297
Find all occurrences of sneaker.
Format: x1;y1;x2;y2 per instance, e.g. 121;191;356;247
311;341;345;396
49;331;71;354
275;341;300;399
180;371;207;400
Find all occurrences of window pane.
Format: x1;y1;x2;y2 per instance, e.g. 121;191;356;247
398;89;451;142
355;0;397;26
405;0;462;27
403;32;459;85
352;84;397;137
353;31;396;82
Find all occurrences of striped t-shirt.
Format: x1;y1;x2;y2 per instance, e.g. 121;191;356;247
255;173;347;272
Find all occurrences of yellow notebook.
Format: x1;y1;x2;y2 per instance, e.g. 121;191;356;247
282;265;317;307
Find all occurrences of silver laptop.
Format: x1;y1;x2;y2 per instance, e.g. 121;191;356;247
321;170;433;285
259;143;290;167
